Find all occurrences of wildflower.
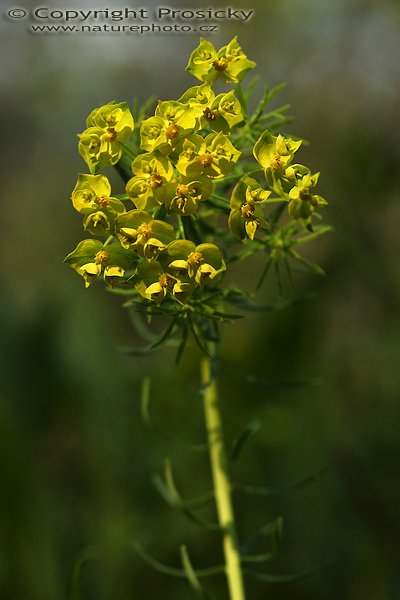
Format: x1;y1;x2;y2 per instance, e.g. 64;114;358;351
78;101;134;173
71;174;126;215
86;101;134;140
253;131;302;175
229;176;270;240
83;209;117;236
175;132;241;179
178;83;216;122
186;37;256;84
64;239;135;287
288;172;327;223
179;85;243;132
140;101;196;154
135;259;193;305
126;152;173;210
163;240;226;286
253;131;303;197
115;209;175;259
78;127;122;174
163;176;213;216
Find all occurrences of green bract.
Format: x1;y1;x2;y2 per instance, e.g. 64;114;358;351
176;132;240;179
155;101;196;131
126;152;174;210
253;131;302;175
229;177;271;241
163;176;213;216
64;239;135;288
210;91;244;131
288;172;327;224
164;240;226;287
87;101;134;141
78;102;134;174
186;37;256;84
140;116;179;154
135;259;192;306
115;209;175;259
78;127;122;174
72;174;125;215
178;83;215;121
178;85;243;133
140;101;196;154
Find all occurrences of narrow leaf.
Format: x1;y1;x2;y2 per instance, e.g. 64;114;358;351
180;546;214;599
69;546;102;600
176;321;189;365
289;249;326;276
245;554;337;584
235;465;331;498
118;344;157;356
149;318;177;350
134;543;225;579
241;552;274;564
230;422;260;463
294;225;334;244
153;462;220;531
134;543;187;578
240;518;283;555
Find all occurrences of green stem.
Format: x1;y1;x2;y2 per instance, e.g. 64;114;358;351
201;347;246;600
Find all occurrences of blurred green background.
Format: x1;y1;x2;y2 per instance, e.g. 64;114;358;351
1;0;400;598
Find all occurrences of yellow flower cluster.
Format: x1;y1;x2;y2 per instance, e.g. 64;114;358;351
66;37;328;307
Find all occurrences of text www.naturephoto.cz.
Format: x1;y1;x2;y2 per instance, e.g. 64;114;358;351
30;23;220;33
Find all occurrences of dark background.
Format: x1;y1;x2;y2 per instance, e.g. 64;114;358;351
1;0;400;598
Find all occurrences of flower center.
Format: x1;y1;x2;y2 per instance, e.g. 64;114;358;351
95;250;110;265
203;107;220;122
198;50;213;61
212;58;228;72
103;128;118;142
241;203;255;220
197;153;213;168
270;155;285;170
176;184;190;198
187;251;204;267
159;274;175;289
150;174;164;189
299;190;311;201
166;123;180;140
95;195;110;208
137;223;153;238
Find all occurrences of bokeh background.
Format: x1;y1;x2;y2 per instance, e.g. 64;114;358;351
1;0;400;598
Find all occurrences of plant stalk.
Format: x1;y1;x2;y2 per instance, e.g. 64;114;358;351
201;348;246;600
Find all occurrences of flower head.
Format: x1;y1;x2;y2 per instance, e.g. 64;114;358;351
163;240;226;287
163;175;213;216
229;176;270;240
176;132;241;179
126;152;174;210
64;239;135;288
288;172;327;223
86;101;134;141
115;209;175;259
186;37;256;84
